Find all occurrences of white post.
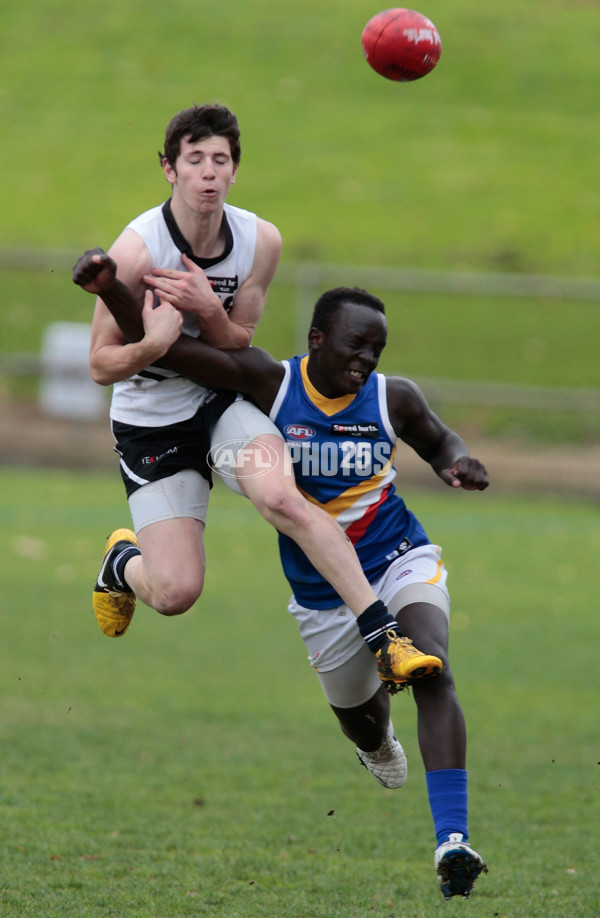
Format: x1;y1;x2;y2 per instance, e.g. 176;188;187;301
39;322;106;420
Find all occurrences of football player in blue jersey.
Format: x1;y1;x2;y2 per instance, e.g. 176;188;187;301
74;250;489;900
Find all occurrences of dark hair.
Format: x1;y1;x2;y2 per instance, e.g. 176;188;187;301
310;286;386;333
158;103;241;168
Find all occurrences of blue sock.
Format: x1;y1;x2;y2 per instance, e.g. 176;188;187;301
425;768;469;846
356;600;403;653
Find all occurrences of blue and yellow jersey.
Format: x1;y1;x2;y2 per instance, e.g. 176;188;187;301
269;355;429;608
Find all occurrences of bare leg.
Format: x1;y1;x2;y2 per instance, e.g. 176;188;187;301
238;435;379;618
123;517;207;615
330;685;391;751
396;601;466;770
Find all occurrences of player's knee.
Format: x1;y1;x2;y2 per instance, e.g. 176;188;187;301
252;484;309;529
152;575;204;616
413;662;456;701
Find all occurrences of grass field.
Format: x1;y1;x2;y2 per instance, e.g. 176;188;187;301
3;0;599;274
1;466;598;917
1;1;597;914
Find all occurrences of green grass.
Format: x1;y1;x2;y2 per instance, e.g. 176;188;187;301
1;4;597;911
2;0;599;275
1;467;598;916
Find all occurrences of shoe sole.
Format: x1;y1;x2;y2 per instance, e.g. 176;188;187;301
404;661;442;680
378;660;443;691
437;849;488;900
93;589;136;637
356;748;407;788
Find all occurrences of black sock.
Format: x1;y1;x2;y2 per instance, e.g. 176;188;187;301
111;543;141;592
356;600;403;654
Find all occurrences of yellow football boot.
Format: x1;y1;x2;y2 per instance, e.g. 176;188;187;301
93;529;139;637
376;631;443;694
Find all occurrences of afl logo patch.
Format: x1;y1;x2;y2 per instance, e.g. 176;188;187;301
284;424;315;439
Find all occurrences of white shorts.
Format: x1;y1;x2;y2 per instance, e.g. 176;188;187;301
288;544;450;706
209;397;285;496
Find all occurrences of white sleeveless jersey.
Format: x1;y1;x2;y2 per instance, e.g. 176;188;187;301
110;200;257;427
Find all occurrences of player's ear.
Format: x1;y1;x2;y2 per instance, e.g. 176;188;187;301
162;157;177;185
308;327;324;349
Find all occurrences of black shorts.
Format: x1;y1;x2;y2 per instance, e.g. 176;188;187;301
111;390;235;498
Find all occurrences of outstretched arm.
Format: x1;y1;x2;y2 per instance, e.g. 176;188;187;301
386;376;489;491
73;249;284;412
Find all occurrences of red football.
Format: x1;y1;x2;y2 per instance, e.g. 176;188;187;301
361;8;442;82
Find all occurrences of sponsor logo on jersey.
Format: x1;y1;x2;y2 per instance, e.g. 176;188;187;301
207;275;238;313
329;422;380;438
207;275;239;295
284;424;316;439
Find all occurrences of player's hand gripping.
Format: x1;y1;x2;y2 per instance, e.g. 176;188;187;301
72;247;117;294
140;289;183;353
439;457;489;491
142;253;216;316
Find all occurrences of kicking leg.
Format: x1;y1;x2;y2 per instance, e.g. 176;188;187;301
238;435;379;616
240;437;442;684
210;404;442;683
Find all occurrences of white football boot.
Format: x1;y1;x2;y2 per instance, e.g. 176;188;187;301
356;720;407;788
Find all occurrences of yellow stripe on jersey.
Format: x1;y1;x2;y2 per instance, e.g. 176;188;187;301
297;448;396;519
300;356;357;416
296;354;396;522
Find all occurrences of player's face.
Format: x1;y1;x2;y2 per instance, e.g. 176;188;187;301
308;303;388;398
164;135;238;213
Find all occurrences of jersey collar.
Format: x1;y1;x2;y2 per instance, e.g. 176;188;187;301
161;198;233;269
299;355;357;417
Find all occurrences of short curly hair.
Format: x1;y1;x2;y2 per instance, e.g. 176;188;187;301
158;103;241;168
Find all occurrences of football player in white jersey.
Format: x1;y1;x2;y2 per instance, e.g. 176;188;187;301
83;104;439;689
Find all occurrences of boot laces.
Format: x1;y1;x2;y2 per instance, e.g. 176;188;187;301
384;630;419;655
